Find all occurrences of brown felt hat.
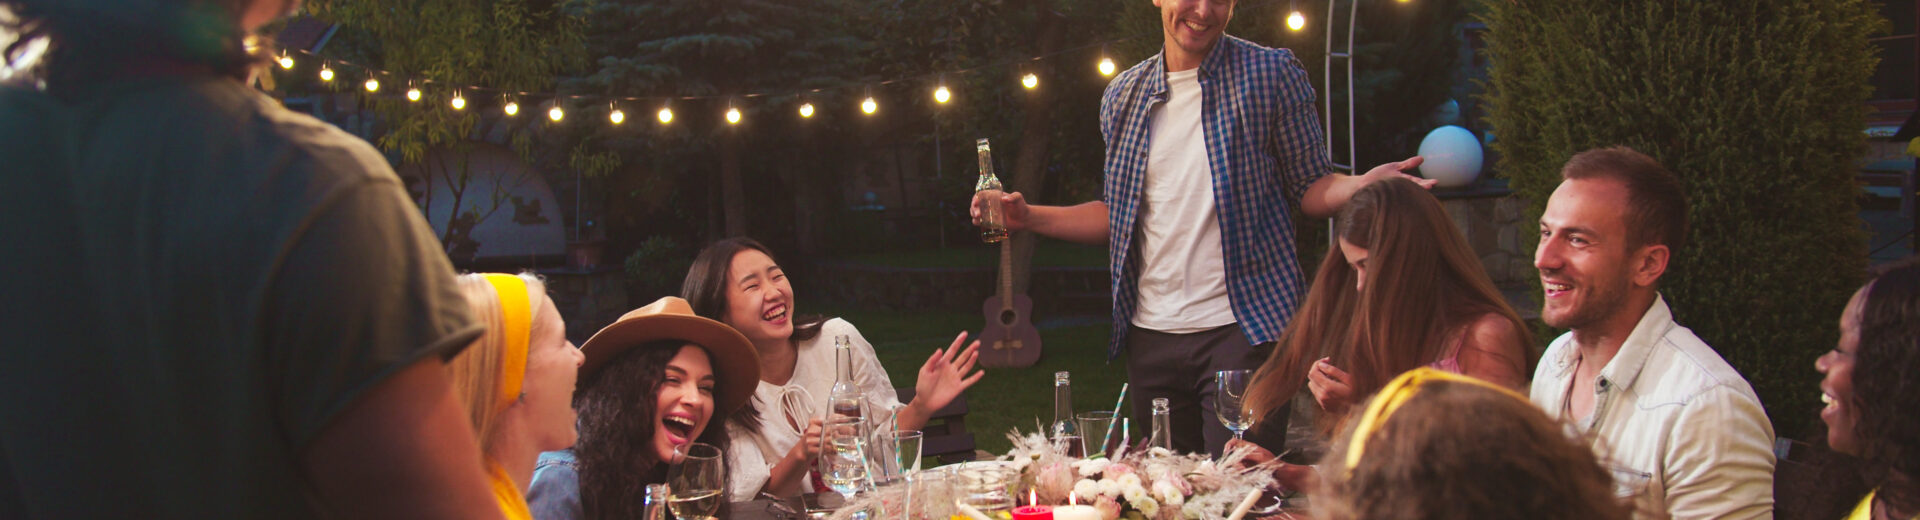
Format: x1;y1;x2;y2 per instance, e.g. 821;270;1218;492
578;296;761;416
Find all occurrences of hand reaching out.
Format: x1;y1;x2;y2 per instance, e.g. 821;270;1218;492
912;331;986;414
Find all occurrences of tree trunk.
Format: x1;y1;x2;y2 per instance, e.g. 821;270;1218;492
721;129;749;238
1010;6;1066;295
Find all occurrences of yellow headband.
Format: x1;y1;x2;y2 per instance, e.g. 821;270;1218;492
1343;368;1532;470
481;273;532;414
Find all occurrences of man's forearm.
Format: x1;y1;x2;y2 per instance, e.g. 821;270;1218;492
1027;201;1110;245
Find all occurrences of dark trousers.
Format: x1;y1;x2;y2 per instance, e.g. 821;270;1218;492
1125;324;1289;457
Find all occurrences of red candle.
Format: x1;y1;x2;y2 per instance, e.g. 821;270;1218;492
1011;490;1053;520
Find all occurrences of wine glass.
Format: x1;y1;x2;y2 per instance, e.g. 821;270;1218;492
666;442;724;520
1215;369;1253;440
819;416;873;504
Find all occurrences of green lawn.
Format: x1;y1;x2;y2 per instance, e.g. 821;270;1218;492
822;307;1127;456
841;239;1107;269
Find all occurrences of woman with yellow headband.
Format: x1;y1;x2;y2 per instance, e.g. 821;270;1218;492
1315;368;1629;520
451;273;585;520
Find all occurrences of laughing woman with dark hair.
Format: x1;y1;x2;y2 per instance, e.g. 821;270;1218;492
682;237;986;500
526;297;761;520
1818;257;1920;520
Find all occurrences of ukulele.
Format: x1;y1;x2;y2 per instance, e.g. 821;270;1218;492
979;239;1042;367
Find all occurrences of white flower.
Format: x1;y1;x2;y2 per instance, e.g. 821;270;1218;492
1074;458;1110;477
1115;473;1143;492
1122;484;1151;507
1133;495;1161;518
1152;480;1186;507
1097;479;1123;498
1073;479;1100;502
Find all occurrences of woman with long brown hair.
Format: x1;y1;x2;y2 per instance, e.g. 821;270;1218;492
1241;177;1534;443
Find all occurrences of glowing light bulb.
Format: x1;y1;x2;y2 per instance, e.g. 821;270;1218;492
319;66;333;82
364;78;379;92
933;85;951;104
798;103;815;118
861;96;877;115
1287;11;1305;31
450;94;466;110
504;101;519;116
405;87;421;102
725;107;742;124
658;107;674;124
609;108;625;125
1021;73;1039;90
278;55;294;69
1098;57;1116;77
548;106;565;122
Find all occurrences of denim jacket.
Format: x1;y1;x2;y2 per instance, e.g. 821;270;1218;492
527;450;582;520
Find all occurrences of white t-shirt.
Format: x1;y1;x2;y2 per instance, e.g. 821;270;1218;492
1131;67;1236;333
724;318;903;502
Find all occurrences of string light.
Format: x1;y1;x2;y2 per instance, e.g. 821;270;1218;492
933;84;951;104
861;96;877;115
318;64;333;82
657;106;674;124
1098;56;1116;77
798;102;815;118
548;103;565;122
1021;73;1039;90
504;98;520;116
725;106;742;125
364;76;379;93
608;102;625;125
1287;11;1306;31
277;53;294;70
405;84;421;102
450;91;466;110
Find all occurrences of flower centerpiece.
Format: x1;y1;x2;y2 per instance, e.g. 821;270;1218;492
829;428;1280;520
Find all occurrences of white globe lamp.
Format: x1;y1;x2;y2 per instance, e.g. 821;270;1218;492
1417;125;1483;188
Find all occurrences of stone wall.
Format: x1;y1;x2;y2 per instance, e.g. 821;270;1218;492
1436;185;1535;289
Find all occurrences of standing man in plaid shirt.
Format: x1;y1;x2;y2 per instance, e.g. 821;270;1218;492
972;0;1431;456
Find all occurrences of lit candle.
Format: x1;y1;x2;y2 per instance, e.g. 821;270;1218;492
1011;490;1053;520
1051;495;1100;520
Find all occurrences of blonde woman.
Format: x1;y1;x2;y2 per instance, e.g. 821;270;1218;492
453;273;585;519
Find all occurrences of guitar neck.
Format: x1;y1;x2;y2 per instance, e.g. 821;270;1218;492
999;239;1014;311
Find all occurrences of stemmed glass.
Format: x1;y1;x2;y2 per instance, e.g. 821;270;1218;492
1215;369;1253;440
666;442;725;520
819;416;874;505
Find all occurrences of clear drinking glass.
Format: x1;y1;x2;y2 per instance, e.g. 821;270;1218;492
666;442;725;520
819;416;873;502
1215;369;1253;440
870;429;923;486
1075;411;1117;458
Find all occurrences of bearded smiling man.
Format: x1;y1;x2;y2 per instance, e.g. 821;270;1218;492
1530;147;1776;519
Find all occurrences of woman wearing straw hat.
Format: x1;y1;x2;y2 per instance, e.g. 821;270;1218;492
450;273;585;520
527;296;762;520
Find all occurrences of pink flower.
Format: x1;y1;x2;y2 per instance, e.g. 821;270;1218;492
1104;462;1135;477
1094;495;1124;520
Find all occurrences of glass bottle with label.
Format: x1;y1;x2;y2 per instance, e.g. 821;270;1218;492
975;138;1008;243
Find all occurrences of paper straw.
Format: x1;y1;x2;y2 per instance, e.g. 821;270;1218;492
1225;488;1263;520
1098;383;1129;457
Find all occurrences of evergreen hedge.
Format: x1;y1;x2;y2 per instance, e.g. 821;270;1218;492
1482;0;1885;438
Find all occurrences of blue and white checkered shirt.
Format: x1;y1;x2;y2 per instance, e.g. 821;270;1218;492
1101;36;1330;358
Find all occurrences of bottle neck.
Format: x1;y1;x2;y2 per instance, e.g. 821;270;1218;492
1052;384;1073;428
834;344;853;382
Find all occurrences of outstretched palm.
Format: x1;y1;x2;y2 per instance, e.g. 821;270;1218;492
914;331;985;412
